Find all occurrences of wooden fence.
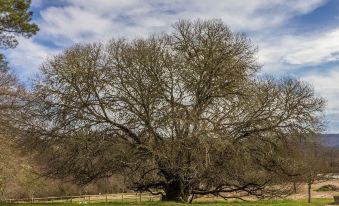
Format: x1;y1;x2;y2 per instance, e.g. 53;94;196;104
2;193;161;204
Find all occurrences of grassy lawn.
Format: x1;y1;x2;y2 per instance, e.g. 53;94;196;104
0;199;334;206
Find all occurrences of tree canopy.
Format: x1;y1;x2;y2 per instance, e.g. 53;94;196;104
0;0;37;130
16;19;325;202
0;0;38;49
0;0;38;198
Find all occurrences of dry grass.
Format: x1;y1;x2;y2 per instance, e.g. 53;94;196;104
3;180;339;205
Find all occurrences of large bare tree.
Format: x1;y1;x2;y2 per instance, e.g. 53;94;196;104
17;19;325;202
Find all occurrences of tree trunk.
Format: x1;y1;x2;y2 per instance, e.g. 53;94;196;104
293;181;297;193
189;194;195;203
307;181;312;203
162;179;190;202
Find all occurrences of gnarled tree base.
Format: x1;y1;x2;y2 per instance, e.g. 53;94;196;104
161;180;190;202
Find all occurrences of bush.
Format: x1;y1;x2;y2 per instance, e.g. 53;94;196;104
316;184;338;192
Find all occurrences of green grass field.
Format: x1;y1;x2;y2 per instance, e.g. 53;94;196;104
0;199;334;206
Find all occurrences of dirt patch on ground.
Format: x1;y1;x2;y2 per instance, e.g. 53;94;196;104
289;179;339;199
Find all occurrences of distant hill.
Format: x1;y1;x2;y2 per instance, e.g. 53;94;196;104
321;134;339;148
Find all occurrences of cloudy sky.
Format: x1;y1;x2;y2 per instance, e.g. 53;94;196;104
3;0;339;133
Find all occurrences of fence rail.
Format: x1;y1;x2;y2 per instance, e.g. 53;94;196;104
2;193;161;204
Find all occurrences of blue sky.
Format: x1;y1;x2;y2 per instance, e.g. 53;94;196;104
3;0;339;133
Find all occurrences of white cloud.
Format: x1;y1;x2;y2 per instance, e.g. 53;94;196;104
285;29;339;65
6;38;58;77
34;0;327;44
40;6;114;44
29;0;329;74
14;0;334;78
258;28;339;73
302;70;339;132
303;70;339;111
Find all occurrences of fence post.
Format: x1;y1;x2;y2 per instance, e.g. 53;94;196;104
88;195;90;203
139;192;142;202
